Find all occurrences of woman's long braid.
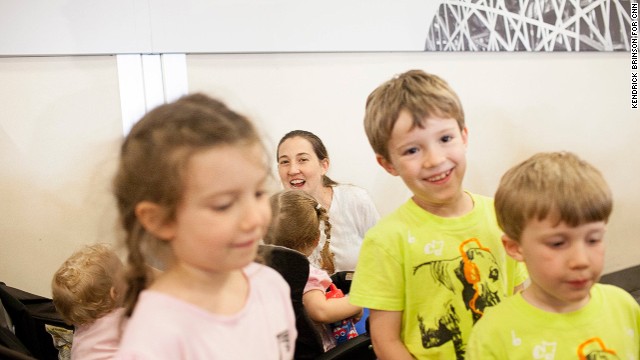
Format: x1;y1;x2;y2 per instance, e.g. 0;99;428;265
316;204;335;274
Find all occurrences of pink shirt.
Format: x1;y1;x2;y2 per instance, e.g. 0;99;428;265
71;308;125;360
115;263;296;359
303;265;336;351
303;265;332;295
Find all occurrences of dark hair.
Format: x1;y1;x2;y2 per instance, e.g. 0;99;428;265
277;130;338;187
113;93;264;317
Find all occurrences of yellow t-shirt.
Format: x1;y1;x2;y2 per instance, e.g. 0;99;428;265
466;284;640;360
350;193;528;359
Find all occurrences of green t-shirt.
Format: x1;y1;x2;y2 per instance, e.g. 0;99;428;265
350;193;528;359
466;283;640;360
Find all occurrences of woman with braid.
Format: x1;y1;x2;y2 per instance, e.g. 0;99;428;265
113;93;296;359
265;189;362;352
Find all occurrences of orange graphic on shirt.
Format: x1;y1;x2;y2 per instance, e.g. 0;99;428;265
577;337;618;360
459;238;492;315
412;237;504;359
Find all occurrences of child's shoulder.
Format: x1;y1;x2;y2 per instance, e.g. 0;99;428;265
593;283;640;309
468;192;493;204
368;199;415;228
246;262;284;280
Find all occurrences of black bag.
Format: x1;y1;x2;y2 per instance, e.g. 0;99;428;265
0;325;34;359
0;282;72;360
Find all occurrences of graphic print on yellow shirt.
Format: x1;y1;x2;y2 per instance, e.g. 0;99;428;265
412;238;505;358
349;195;529;360
577;337;619;359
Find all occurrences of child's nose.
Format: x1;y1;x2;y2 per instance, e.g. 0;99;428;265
241;200;269;231
569;244;590;269
422;147;445;168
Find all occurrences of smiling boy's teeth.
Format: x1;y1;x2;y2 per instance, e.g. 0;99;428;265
427;170;450;182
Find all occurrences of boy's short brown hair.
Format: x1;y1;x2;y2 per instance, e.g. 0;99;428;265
495;151;612;242
52;244;123;325
363;69;465;161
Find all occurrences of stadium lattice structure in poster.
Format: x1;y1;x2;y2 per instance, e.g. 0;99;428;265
425;0;633;51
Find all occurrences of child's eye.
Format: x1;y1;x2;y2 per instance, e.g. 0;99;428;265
255;190;267;199
441;135;453;143
210;203;233;212
548;240;565;248
587;237;602;245
403;147;419;155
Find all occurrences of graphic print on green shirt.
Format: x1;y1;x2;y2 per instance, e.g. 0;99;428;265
412;238;505;359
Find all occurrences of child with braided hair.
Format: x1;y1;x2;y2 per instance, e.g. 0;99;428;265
112;93;296;359
265;189;363;351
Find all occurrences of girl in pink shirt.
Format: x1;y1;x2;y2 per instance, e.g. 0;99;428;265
265;189;362;351
113;93;297;360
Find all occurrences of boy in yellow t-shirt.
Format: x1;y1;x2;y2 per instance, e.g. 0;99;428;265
349;69;527;359
467;151;640;359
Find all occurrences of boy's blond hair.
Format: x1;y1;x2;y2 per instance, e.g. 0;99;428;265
495;151;612;242
52;244;123;326
363;69;465;162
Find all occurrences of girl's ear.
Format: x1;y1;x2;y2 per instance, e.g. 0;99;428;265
135;201;176;240
502;234;524;262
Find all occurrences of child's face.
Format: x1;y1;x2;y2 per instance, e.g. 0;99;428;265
377;111;468;213
277;136;329;195
166;143;272;273
504;217;606;312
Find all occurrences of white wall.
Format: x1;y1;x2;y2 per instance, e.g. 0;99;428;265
0;0;438;55
1;51;638;297
0;56;123;297
188;51;639;276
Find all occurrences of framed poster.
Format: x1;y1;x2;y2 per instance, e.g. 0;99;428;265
425;0;634;51
1;0;633;55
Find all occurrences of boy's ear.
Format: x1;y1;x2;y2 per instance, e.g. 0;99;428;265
376;154;398;176
502;234;524;262
461;126;469;146
135;201;176;240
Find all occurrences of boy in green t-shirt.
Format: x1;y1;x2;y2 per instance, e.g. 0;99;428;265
467;151;640;359
349;69;527;359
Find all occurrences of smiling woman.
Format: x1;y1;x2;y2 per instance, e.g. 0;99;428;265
276;130;380;273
